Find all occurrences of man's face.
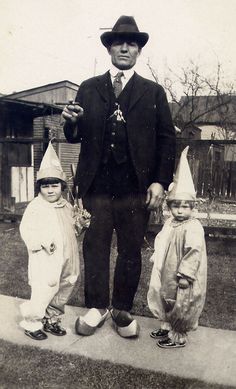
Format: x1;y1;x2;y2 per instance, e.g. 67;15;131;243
108;39;141;70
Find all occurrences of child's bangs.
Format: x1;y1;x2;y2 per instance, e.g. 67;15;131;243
168;199;195;208
39;177;61;185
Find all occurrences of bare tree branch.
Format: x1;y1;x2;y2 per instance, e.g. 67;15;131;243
146;60;235;139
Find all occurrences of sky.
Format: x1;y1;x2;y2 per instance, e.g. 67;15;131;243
0;0;235;96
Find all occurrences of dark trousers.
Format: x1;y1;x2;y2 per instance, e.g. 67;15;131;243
82;156;149;311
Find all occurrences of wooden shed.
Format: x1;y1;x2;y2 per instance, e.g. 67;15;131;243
0;81;80;216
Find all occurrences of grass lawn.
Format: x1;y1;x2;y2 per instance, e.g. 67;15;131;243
0;338;228;389
0;222;235;331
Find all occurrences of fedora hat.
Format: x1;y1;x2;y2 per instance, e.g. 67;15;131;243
100;15;149;48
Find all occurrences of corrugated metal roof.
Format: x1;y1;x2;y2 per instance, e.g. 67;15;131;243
0;96;63;117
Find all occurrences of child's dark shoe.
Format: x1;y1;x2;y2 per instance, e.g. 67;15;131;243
43;320;66;336
150;329;169;339
157;337;186;348
24;329;47;340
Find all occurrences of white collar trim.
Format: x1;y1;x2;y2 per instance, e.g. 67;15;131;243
109;65;135;82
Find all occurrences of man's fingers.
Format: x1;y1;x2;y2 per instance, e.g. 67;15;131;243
62;110;73;119
147;195;163;210
146;183;164;209
62;104;84;121
68;104;82;113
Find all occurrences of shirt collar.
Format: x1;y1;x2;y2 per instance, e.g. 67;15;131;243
109;65;135;82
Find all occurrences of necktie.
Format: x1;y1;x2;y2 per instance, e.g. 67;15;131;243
113;72;124;98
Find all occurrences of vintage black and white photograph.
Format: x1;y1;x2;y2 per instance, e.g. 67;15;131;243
0;0;235;388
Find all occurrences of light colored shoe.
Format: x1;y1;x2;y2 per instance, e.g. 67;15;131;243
110;309;140;338
75;308;110;336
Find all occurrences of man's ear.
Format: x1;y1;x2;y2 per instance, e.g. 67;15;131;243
107;46;111;54
138;48;142;56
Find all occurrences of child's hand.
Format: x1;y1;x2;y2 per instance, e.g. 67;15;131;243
43;242;56;255
178;278;190;289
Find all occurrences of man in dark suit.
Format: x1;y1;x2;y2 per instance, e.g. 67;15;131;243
62;15;176;338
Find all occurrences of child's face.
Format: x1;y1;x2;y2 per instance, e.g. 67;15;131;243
170;201;193;221
40;183;62;203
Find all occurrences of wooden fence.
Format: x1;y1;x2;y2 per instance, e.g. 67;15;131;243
176;139;236;199
0;138;236;209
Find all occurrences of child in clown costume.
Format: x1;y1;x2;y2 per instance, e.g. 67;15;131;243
19;142;87;340
147;146;207;348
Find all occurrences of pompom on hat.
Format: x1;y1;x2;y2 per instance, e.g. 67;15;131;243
37;141;66;182
167;146;196;201
100;15;149;48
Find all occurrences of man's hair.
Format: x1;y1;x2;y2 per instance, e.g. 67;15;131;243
167;199;196;209
36;177;67;194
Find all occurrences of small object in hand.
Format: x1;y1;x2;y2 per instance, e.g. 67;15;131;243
74;207;91;235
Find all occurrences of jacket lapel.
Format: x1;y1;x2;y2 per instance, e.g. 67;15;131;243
128;72;148;113
95;71;148;111
95;72;110;102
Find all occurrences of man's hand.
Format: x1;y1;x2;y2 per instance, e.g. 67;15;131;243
61;101;84;125
146;183;164;210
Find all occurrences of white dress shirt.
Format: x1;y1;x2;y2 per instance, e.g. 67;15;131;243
109;65;135;90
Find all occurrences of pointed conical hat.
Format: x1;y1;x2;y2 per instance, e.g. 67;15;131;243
167;146;196;201
36;141;66;182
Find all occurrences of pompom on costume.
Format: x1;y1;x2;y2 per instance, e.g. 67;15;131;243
19;142;80;333
147;147;207;345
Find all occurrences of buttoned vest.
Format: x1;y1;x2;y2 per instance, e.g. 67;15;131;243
102;75;134;164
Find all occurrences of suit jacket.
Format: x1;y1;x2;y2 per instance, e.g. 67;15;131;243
64;71;176;197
